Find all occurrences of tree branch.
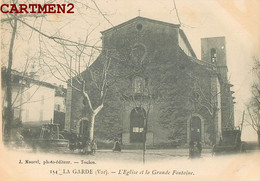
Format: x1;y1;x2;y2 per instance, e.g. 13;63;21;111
11;15;102;51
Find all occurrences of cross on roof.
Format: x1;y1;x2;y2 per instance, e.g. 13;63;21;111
138;9;141;16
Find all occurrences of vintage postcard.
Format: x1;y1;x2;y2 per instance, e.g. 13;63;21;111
0;0;260;180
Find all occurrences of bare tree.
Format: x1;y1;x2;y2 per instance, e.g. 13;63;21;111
185;70;222;144
247;56;260;146
2;5;18;143
40;38;113;140
1;0;110;144
69;54;111;141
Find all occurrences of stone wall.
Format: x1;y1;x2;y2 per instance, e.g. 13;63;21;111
65;18;233;147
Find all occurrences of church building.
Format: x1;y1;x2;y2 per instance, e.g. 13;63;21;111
65;17;235;147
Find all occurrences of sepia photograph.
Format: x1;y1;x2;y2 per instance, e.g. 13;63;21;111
1;0;260;180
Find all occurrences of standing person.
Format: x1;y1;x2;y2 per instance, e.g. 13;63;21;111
85;139;92;155
15;129;24;148
193;142;199;157
78;136;85;153
189;141;195;158
112;138;121;152
196;141;202;157
91;139;97;155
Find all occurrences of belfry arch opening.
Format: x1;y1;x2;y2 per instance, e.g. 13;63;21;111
211;48;217;63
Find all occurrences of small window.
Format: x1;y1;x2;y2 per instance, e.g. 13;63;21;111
211;48;217;63
134;77;145;93
55;104;61;111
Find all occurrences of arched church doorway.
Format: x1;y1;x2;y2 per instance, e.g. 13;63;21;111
79;119;89;138
190;116;201;142
130;107;146;143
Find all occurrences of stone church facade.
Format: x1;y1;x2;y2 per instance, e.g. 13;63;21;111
65;17;235;146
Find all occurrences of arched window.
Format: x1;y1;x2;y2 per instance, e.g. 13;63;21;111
211;48;217;63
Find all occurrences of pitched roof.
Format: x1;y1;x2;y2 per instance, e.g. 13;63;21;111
187;55;216;71
101;16;180;34
101;16;196;58
1;67;60;89
179;29;197;58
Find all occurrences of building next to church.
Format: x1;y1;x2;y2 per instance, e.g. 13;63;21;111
1;68;66;130
53;85;66;130
65;17;235;146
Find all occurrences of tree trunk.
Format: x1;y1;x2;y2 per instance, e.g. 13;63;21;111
257;130;260;149
143;115;149;164
142;126;147;164
4;18;18;144
87;113;96;141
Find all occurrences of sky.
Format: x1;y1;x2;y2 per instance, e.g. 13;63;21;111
1;0;259;140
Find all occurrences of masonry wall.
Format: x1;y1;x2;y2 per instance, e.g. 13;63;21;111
66;19;228;146
201;37;235;130
221;83;235;128
21;85;55;123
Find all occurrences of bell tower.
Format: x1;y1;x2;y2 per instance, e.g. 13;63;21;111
201;36;228;82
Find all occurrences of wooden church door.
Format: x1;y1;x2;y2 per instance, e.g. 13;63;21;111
190;116;201;142
130;107;145;143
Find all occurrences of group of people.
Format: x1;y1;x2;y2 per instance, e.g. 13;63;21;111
83;139;97;155
69;135;123;154
82;138;122;154
85;138;122;153
189;141;202;158
71;137;98;155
